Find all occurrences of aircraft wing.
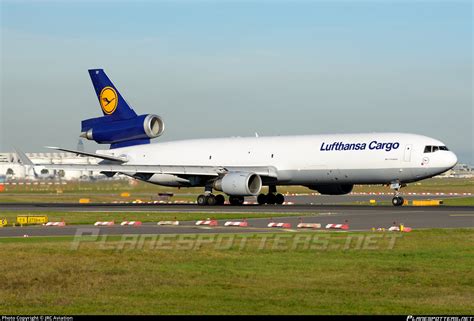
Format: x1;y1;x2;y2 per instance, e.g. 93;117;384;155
37;163;222;176
45;146;127;163
35;163;278;177
17;152;278;179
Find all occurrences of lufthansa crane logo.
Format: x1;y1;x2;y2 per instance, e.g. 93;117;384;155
99;86;118;115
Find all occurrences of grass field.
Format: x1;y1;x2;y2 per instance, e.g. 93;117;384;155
0;229;472;314
442;197;474;206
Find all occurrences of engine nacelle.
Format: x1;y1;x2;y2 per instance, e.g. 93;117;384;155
213;172;262;196
306;184;354;195
81;114;165;145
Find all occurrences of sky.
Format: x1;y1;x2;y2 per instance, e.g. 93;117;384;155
1;0;473;164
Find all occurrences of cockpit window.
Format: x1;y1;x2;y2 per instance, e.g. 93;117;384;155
424;145;449;153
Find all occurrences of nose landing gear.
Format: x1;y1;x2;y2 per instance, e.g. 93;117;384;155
392;196;405;206
390;181;406;207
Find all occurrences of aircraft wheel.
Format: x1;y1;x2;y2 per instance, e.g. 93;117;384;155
197;194;208;206
275;193;285;205
391;197;399;206
392;196;404;207
215;194;225;205
236;196;245;205
206;194;217;206
229;196;245;205
229;196;238;205
266;193;276;205
257;193;267;205
398;196;405;206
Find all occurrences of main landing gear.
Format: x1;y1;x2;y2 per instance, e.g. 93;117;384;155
390;182;405;207
229;196;245;206
197;193;225;206
196;185;285;206
257;185;285;205
196;184;233;206
196;193;244;206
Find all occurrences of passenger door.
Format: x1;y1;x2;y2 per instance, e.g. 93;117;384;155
403;144;412;162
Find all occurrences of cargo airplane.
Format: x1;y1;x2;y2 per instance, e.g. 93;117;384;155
18;69;458;206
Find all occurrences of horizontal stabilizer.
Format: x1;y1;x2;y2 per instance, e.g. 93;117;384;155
14;148;34;166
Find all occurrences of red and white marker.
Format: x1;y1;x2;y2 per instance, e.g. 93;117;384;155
157;221;180;226
325;224;349;230
267;222;292;228
44;222;66;227
224;221;248;227
297;223;321;229
120;221;142;226
388;226;412;232
195;220;218;226
94;221;115;226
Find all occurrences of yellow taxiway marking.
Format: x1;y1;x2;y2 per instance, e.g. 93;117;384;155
449;214;474;217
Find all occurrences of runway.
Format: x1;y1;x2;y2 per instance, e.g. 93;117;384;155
0;203;472;237
0;193;469;212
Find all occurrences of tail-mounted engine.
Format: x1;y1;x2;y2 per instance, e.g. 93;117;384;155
84;69;165;149
81;114;165;148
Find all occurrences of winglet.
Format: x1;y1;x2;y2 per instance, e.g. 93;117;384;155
14;148;34;166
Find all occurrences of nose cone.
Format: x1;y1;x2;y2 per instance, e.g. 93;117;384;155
445;151;458;169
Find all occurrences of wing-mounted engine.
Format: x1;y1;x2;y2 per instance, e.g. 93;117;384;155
213;172;262;196
81;114;165;148
306;184;353;195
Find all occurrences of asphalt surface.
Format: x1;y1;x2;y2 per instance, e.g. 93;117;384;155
284;194;464;205
0;203;472;237
0;194;467;212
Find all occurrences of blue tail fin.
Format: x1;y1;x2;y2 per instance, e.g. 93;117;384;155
88;69;137;120
82;69;164;149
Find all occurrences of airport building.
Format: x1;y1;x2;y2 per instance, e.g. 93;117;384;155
0;151;105;181
440;163;474;178
439;164;474;178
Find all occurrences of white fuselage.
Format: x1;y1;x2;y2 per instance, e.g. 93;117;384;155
100;132;457;187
